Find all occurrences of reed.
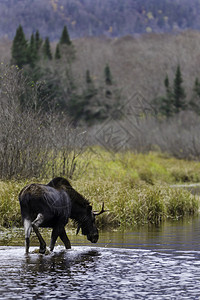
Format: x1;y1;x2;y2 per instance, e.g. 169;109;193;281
74;179;198;228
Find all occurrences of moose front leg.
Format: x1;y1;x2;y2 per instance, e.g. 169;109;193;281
50;227;60;252
32;213;46;254
59;227;71;249
50;227;71;251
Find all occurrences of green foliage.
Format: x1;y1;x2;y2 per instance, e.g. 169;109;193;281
11;25;28;68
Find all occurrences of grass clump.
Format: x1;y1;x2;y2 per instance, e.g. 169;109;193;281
165;188;199;219
73;178;199;229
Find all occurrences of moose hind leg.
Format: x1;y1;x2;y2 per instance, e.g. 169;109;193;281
24;219;32;253
32;213;46;254
59;227;71;249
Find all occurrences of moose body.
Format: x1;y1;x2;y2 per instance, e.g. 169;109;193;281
19;177;104;253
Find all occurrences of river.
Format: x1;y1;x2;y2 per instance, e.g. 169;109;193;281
1;215;200;299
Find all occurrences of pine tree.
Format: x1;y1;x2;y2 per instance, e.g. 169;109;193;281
163;74;174;117
43;37;52;60
55;44;61;59
11;25;28;68
59;26;75;62
60;25;71;45
27;33;37;67
173;64;186;113
104;64;113;98
104;63;112;85
164;74;169;91
85;69;97;98
35;30;42;51
86;69;92;84
82;69;98;123
193;78;200;97
189;78;200;114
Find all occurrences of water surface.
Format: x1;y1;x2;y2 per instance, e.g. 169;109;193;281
1;216;200;299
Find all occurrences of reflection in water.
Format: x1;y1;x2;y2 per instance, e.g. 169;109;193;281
20;248;100;299
1;216;200;299
0;247;101;299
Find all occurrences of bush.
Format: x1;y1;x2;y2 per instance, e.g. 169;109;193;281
0;64;87;180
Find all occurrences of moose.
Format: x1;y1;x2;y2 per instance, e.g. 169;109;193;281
19;177;105;253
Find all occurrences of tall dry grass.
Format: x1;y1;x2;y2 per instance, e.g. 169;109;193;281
0;149;199;229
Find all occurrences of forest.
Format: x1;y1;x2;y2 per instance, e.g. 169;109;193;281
2;25;200;167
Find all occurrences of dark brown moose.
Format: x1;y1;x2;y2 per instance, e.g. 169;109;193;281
19;177;105;253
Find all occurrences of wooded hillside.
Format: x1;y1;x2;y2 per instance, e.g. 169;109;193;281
1;0;200;40
1;30;200;104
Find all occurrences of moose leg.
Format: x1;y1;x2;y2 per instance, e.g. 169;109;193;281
32;213;46;254
24;219;32;254
59;227;71;249
49;227;60;252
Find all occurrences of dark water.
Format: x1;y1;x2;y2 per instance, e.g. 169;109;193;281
1;216;200;299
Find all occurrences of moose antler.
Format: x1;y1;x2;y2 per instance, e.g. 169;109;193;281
93;202;107;216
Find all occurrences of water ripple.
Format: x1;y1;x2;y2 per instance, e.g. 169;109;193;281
0;246;200;299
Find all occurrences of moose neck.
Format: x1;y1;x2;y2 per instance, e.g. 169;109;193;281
70;201;87;225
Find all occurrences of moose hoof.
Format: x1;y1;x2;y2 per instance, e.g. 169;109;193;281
39;247;46;254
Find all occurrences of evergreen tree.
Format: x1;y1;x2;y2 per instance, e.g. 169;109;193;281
193;78;200;97
11;25;28;68
43;37;52;60
55;44;61;59
86;69;92;84
84;69;97;105
104;63;112;85
82;70;98;123
27;33;37;67
35;30;42;51
104;63;113;98
173;64;186;113
60;25;71;45
164;74;169;91
163;74;174;117
189;78;200;114
59;26;75;62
